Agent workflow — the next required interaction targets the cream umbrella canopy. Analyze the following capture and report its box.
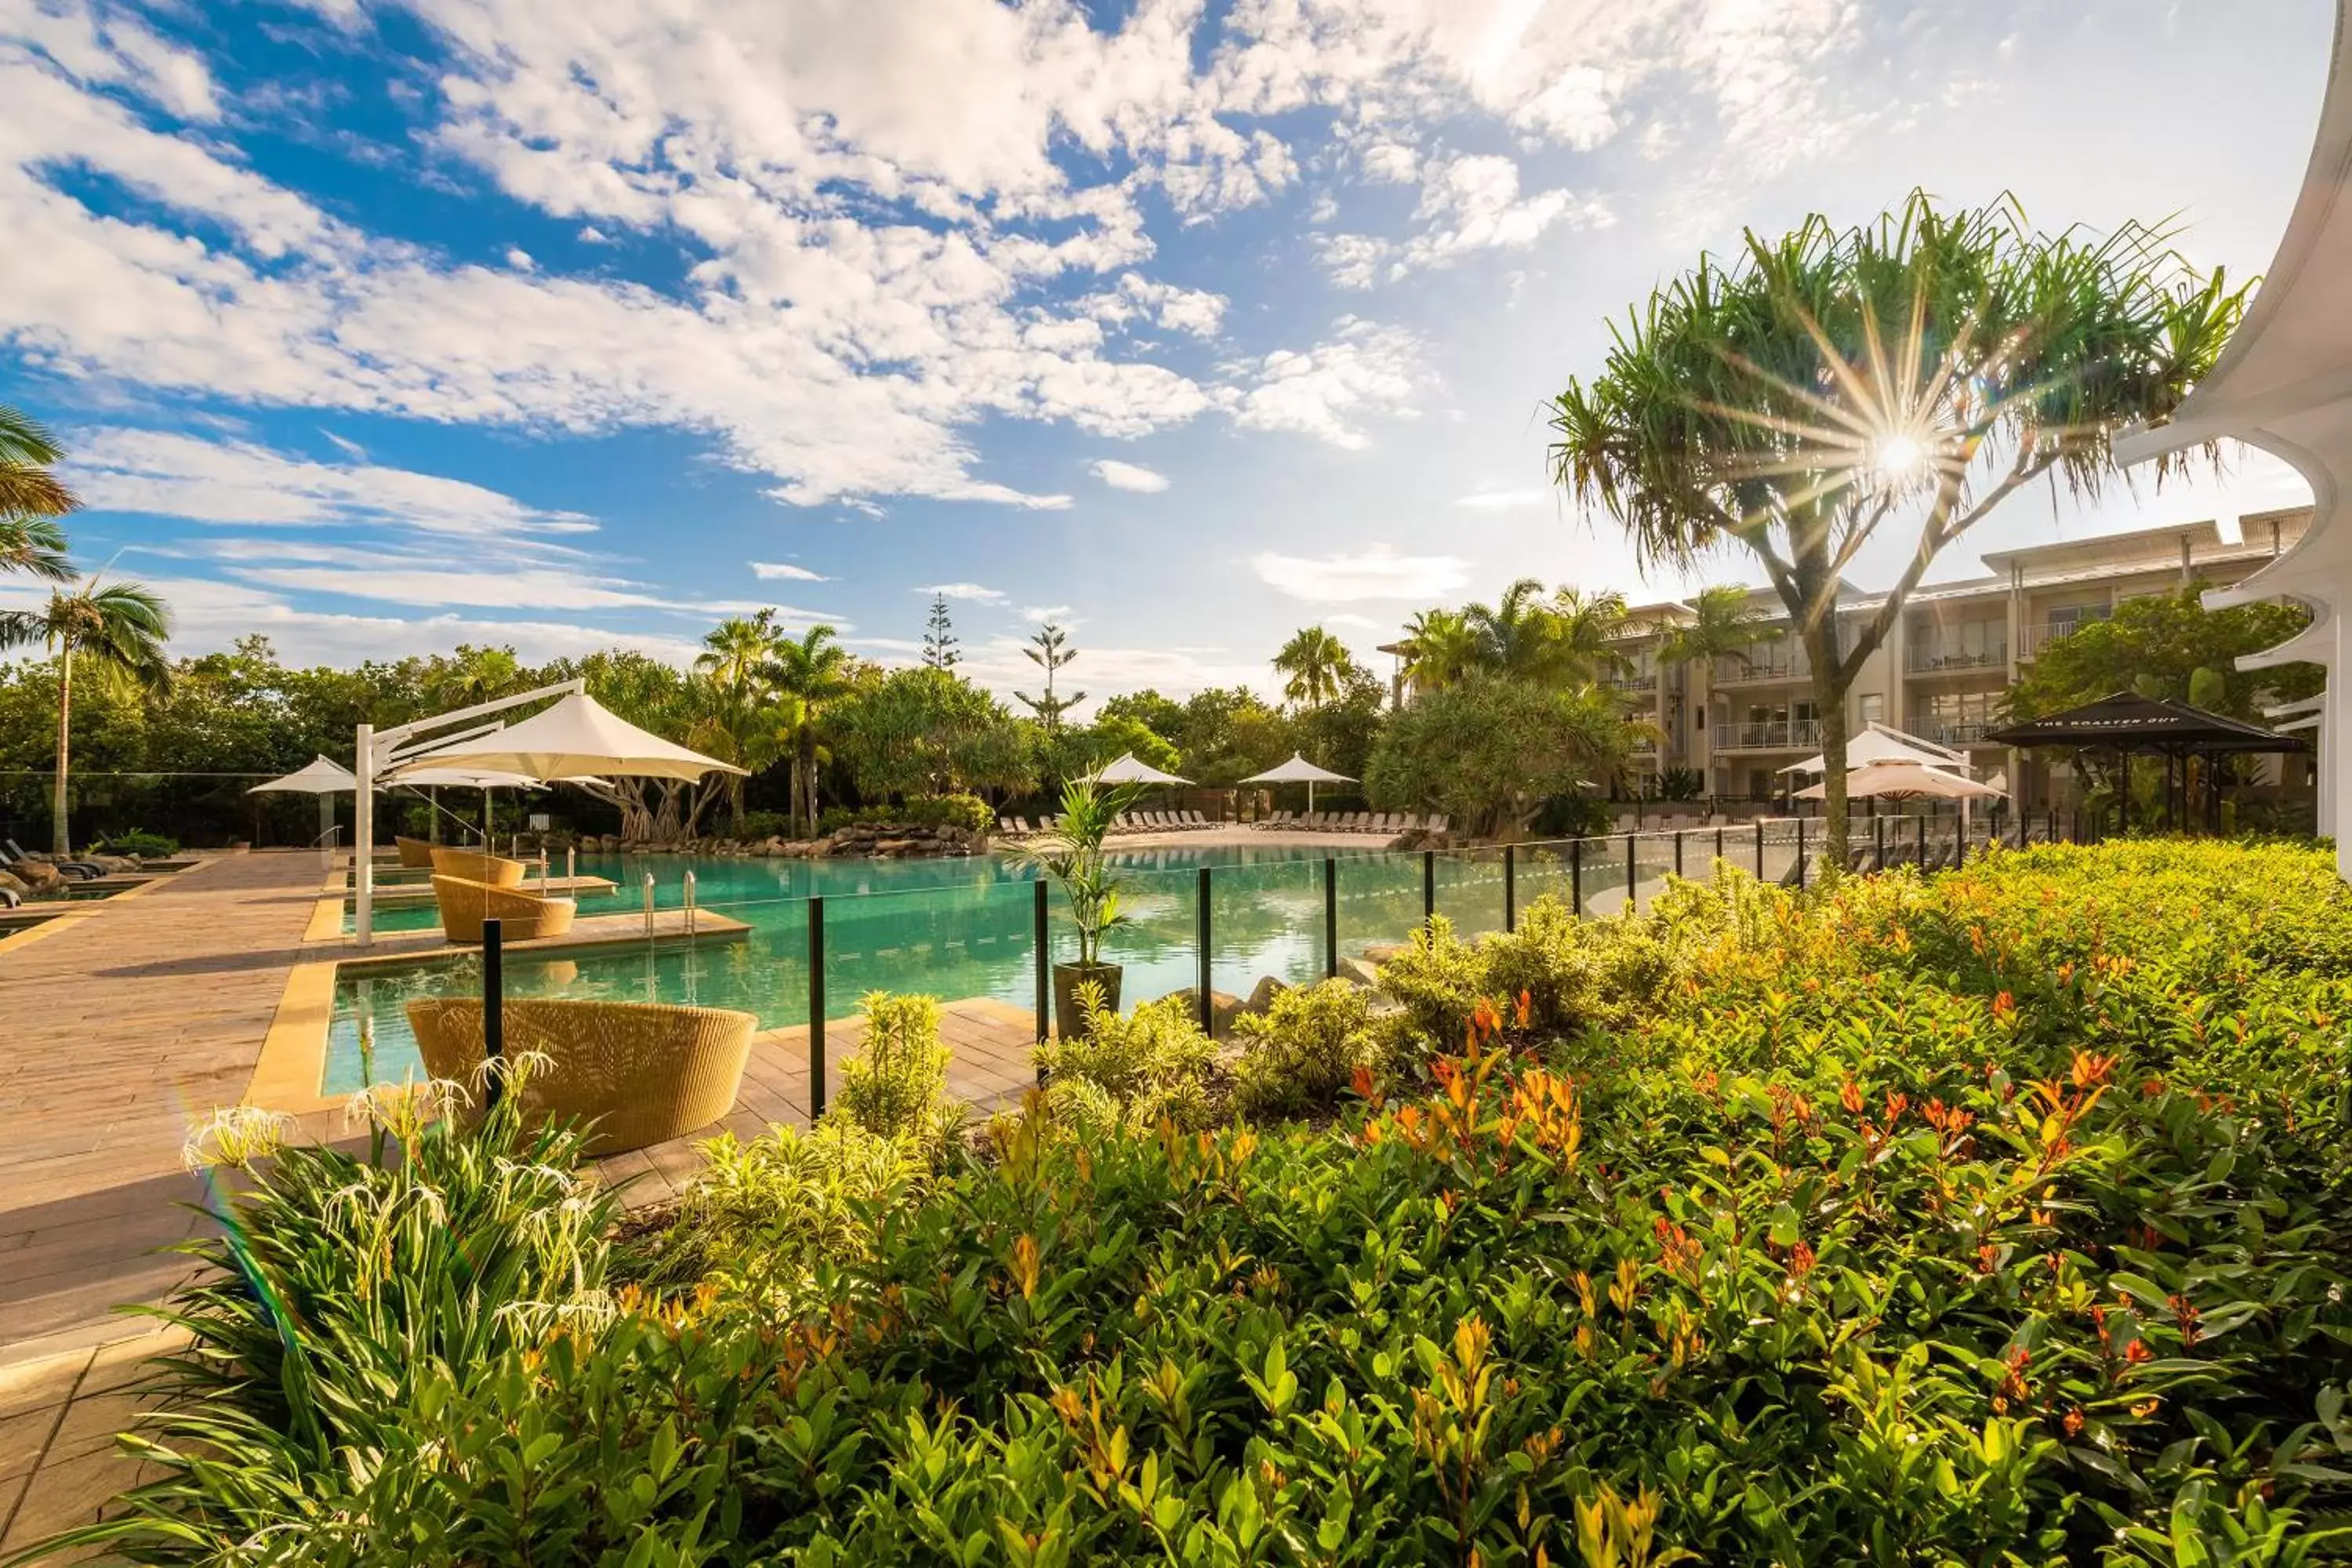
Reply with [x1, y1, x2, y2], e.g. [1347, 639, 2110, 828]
[1792, 761, 2005, 801]
[1087, 752, 1193, 786]
[247, 755, 366, 845]
[1240, 753, 1354, 813]
[401, 692, 746, 782]
[1779, 724, 1965, 776]
[379, 764, 546, 847]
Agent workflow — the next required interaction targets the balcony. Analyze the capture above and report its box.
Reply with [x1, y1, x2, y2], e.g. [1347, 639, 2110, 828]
[1919, 720, 1994, 747]
[2019, 618, 2104, 659]
[1606, 670, 1660, 695]
[1712, 719, 1822, 752]
[1904, 641, 2005, 674]
[1710, 648, 1810, 684]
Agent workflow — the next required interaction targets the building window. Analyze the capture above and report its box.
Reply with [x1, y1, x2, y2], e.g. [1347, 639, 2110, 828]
[1859, 693, 1883, 724]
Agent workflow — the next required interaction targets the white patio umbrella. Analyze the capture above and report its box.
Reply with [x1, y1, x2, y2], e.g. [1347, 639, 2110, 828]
[401, 691, 746, 782]
[1792, 760, 2005, 801]
[1779, 723, 1965, 775]
[1087, 752, 1193, 786]
[379, 764, 548, 847]
[1240, 753, 1355, 813]
[247, 755, 367, 845]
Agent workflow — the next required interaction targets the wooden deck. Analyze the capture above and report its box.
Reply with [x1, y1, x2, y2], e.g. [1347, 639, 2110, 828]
[0, 848, 1044, 1552]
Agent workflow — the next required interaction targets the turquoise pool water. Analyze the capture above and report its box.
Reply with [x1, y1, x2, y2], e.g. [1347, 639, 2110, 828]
[322, 838, 1676, 1094]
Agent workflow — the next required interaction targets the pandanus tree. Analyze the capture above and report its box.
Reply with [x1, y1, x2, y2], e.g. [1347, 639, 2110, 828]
[1552, 192, 2246, 873]
[0, 575, 172, 853]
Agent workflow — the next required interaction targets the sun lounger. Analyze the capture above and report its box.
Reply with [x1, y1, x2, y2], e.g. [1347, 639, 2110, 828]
[1013, 817, 1033, 835]
[407, 996, 755, 1156]
[1184, 811, 1208, 829]
[4, 840, 103, 879]
[429, 846, 528, 887]
[1426, 815, 1449, 835]
[430, 874, 577, 943]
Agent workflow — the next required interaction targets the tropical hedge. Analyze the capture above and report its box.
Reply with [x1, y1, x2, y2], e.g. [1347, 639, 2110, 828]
[34, 839, 2352, 1566]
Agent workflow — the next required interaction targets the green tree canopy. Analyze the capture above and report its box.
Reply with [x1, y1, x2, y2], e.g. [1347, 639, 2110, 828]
[2007, 586, 2321, 724]
[1363, 673, 1637, 839]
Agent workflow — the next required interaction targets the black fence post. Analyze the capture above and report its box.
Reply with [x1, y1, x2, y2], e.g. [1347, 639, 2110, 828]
[1571, 838, 1583, 915]
[1875, 814, 1886, 872]
[1795, 817, 1807, 888]
[1624, 833, 1638, 913]
[481, 917, 504, 1112]
[1918, 813, 1928, 868]
[1754, 820, 1766, 879]
[1503, 844, 1517, 933]
[1674, 829, 1684, 880]
[808, 896, 826, 1119]
[1324, 857, 1338, 978]
[1422, 849, 1436, 928]
[1196, 867, 1214, 1033]
[1956, 816, 1968, 869]
[1033, 880, 1050, 1048]
[1715, 826, 1726, 867]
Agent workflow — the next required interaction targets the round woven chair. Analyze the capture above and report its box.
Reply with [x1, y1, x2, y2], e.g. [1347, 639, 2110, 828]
[428, 846, 528, 887]
[429, 875, 576, 943]
[394, 836, 437, 869]
[405, 996, 756, 1155]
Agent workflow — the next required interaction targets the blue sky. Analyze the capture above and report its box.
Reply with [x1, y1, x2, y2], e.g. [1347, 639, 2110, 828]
[0, 0, 2334, 706]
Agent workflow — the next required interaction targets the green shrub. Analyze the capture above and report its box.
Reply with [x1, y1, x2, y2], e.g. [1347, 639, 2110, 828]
[1231, 978, 1381, 1115]
[1367, 913, 1487, 1058]
[836, 990, 960, 1155]
[731, 808, 792, 840]
[91, 828, 177, 858]
[1033, 983, 1218, 1133]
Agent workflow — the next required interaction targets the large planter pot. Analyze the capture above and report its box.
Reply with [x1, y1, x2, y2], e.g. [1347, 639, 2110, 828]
[1052, 960, 1122, 1040]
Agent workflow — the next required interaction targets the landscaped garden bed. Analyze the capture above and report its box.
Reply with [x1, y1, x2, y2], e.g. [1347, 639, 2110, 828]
[46, 839, 2352, 1564]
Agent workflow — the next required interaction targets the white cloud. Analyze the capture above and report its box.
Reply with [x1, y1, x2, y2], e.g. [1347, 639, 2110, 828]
[1091, 458, 1171, 493]
[1222, 318, 1428, 451]
[1454, 485, 1553, 511]
[1252, 544, 1470, 603]
[1320, 612, 1380, 628]
[1325, 154, 1609, 288]
[1022, 604, 1073, 623]
[67, 428, 597, 537]
[504, 246, 535, 270]
[919, 582, 1007, 603]
[750, 561, 829, 581]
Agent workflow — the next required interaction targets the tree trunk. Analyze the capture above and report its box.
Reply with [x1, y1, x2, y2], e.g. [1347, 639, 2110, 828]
[50, 648, 72, 855]
[1809, 637, 1849, 884]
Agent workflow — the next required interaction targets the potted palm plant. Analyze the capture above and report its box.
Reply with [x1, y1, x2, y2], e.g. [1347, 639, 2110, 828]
[1027, 777, 1138, 1039]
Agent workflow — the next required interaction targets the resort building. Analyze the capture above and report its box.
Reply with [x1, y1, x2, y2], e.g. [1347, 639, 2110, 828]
[1607, 508, 2316, 806]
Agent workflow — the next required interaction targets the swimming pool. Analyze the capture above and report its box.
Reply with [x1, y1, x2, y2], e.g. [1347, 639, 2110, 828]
[315, 824, 1826, 1094]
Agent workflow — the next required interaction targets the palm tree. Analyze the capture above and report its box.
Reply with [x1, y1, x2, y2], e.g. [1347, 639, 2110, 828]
[0, 405, 78, 583]
[1397, 608, 1481, 694]
[1660, 585, 1781, 675]
[1548, 586, 1631, 684]
[0, 575, 172, 853]
[1272, 626, 1359, 708]
[766, 625, 855, 834]
[695, 611, 785, 831]
[1465, 578, 1559, 681]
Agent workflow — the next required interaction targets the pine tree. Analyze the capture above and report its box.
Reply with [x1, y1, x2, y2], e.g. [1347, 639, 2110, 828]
[1015, 621, 1085, 731]
[921, 593, 960, 670]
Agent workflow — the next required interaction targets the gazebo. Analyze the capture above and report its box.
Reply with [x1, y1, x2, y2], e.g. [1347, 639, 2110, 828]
[1983, 692, 2307, 833]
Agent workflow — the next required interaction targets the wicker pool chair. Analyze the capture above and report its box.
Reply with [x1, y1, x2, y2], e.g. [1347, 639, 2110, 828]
[430, 875, 578, 943]
[395, 835, 438, 869]
[405, 996, 756, 1155]
[429, 846, 528, 887]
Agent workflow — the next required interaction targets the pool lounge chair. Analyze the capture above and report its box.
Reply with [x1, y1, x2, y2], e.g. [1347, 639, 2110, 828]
[2, 840, 102, 880]
[394, 835, 440, 869]
[429, 846, 529, 887]
[1427, 815, 1449, 836]
[406, 996, 756, 1156]
[430, 875, 578, 944]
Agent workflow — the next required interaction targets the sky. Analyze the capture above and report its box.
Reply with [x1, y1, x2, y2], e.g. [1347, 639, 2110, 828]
[0, 0, 2336, 711]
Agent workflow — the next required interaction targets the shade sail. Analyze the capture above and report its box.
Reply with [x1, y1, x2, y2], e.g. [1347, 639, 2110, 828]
[248, 756, 361, 794]
[1240, 753, 1356, 785]
[1981, 692, 2309, 755]
[1794, 761, 2005, 801]
[1088, 751, 1193, 786]
[405, 692, 746, 782]
[1779, 724, 1965, 775]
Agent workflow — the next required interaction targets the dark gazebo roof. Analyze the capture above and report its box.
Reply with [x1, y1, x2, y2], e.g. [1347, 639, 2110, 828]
[1983, 691, 2308, 755]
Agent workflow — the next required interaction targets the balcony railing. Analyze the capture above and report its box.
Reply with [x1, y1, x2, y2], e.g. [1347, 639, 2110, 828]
[1711, 648, 1810, 684]
[1606, 670, 1659, 694]
[2019, 619, 2103, 659]
[1905, 642, 2005, 673]
[1712, 720, 1822, 752]
[1920, 720, 1994, 747]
